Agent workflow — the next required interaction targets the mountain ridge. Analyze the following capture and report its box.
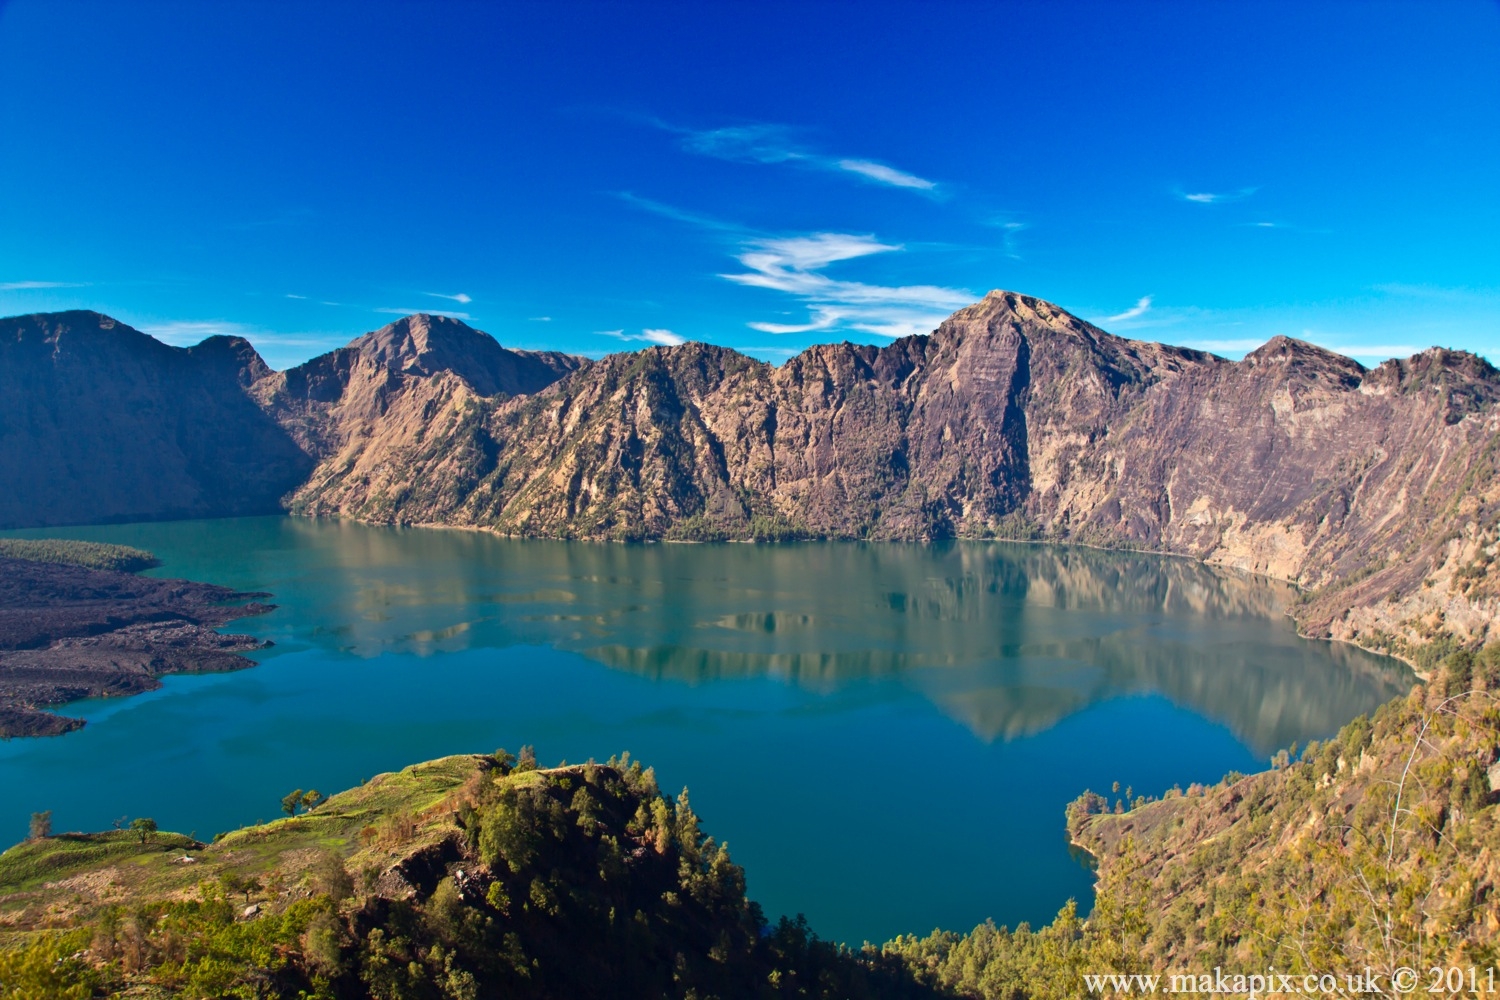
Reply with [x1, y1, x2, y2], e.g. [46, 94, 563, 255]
[2, 293, 1496, 661]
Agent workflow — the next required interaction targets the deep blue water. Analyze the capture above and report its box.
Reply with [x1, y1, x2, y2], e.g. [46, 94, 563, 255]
[0, 517, 1411, 944]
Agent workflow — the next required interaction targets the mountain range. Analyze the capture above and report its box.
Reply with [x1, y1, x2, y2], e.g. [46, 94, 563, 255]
[3, 293, 1496, 661]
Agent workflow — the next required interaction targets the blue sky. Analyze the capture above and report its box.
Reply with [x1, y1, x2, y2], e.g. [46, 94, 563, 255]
[1, 1, 1496, 370]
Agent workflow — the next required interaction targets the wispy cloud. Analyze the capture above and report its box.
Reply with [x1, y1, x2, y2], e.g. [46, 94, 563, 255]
[725, 232, 974, 339]
[616, 194, 973, 341]
[735, 346, 801, 358]
[680, 123, 801, 164]
[1294, 331, 1420, 362]
[132, 317, 349, 371]
[616, 192, 744, 232]
[1236, 220, 1329, 233]
[529, 316, 553, 322]
[284, 293, 344, 305]
[1, 280, 88, 290]
[1105, 296, 1153, 324]
[834, 159, 936, 191]
[374, 308, 472, 320]
[985, 219, 1028, 259]
[598, 328, 687, 347]
[425, 292, 472, 304]
[658, 119, 939, 194]
[1179, 187, 1257, 204]
[641, 328, 684, 346]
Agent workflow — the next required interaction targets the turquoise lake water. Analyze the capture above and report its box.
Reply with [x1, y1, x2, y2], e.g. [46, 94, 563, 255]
[0, 517, 1411, 944]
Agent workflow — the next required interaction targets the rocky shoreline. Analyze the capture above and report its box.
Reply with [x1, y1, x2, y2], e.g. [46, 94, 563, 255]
[0, 557, 274, 738]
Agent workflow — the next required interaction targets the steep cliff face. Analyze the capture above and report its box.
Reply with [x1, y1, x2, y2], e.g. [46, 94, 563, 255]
[1026, 331, 1500, 652]
[253, 313, 585, 460]
[0, 311, 313, 528]
[276, 292, 1499, 654]
[291, 295, 1215, 540]
[3, 296, 1496, 657]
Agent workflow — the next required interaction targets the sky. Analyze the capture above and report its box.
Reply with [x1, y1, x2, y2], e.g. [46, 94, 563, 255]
[0, 0, 1497, 370]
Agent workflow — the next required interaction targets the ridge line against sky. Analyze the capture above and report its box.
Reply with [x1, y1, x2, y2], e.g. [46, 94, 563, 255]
[0, 1, 1495, 371]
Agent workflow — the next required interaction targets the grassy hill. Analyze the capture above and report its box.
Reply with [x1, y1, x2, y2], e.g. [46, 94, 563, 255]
[0, 751, 930, 999]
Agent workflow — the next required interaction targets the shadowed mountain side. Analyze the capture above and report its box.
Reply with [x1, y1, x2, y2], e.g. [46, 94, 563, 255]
[0, 312, 314, 528]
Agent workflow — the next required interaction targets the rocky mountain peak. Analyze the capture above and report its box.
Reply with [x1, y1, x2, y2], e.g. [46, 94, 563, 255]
[5, 293, 1499, 661]
[1243, 335, 1359, 366]
[1240, 336, 1366, 390]
[185, 334, 273, 388]
[307, 313, 585, 400]
[4, 310, 160, 357]
[352, 312, 484, 368]
[1361, 345, 1500, 420]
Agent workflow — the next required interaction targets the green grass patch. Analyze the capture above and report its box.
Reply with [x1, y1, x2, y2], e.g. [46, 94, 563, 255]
[0, 831, 194, 893]
[0, 754, 487, 931]
[0, 538, 158, 572]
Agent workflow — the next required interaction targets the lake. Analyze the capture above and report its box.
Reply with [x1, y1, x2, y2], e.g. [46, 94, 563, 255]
[0, 516, 1411, 944]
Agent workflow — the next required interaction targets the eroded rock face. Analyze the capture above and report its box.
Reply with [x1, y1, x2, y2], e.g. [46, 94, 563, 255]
[3, 295, 1497, 657]
[279, 293, 1499, 654]
[0, 312, 315, 528]
[252, 313, 585, 462]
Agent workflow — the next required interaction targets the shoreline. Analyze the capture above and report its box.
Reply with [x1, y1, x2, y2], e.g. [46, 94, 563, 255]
[0, 557, 275, 738]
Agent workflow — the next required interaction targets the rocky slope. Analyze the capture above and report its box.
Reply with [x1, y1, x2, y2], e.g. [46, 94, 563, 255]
[0, 311, 314, 528]
[1063, 645, 1500, 977]
[2, 294, 1496, 659]
[252, 312, 584, 466]
[279, 294, 1500, 658]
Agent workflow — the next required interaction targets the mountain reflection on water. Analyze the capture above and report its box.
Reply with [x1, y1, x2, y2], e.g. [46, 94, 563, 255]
[236, 519, 1410, 757]
[0, 516, 1416, 943]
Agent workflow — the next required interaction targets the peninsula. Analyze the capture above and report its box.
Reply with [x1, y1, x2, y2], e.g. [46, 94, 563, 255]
[0, 541, 273, 737]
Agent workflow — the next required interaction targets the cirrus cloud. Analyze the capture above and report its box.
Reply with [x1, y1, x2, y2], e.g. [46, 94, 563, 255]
[1, 280, 89, 290]
[657, 119, 940, 195]
[598, 328, 687, 347]
[724, 232, 975, 340]
[1178, 187, 1258, 204]
[1104, 296, 1153, 324]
